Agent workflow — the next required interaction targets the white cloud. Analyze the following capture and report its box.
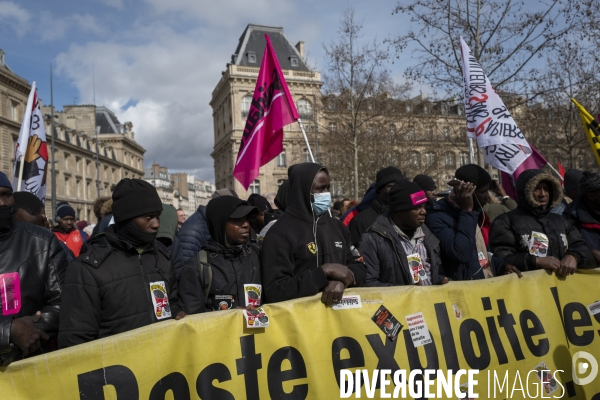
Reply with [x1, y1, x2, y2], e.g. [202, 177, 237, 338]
[38, 12, 105, 41]
[0, 1, 31, 36]
[93, 0, 124, 10]
[71, 14, 106, 36]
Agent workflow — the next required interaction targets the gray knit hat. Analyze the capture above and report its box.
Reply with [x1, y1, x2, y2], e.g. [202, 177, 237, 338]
[579, 171, 600, 195]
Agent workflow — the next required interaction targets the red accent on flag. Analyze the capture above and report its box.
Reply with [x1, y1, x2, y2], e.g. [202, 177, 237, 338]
[501, 146, 548, 200]
[233, 34, 299, 190]
[557, 162, 566, 186]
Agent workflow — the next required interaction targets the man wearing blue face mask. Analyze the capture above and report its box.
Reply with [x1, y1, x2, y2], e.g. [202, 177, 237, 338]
[261, 163, 366, 305]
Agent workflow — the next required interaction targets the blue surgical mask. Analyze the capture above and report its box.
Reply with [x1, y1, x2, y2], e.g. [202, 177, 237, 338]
[311, 192, 331, 216]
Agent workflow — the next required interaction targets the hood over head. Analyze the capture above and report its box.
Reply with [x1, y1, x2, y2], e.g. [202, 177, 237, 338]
[274, 179, 290, 211]
[157, 204, 178, 242]
[515, 169, 562, 215]
[286, 162, 328, 221]
[206, 196, 257, 247]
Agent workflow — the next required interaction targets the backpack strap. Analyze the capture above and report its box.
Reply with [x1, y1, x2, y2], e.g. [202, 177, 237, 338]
[196, 250, 212, 302]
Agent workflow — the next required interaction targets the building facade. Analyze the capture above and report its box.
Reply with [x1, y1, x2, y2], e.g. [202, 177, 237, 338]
[145, 164, 215, 214]
[211, 24, 323, 196]
[0, 49, 146, 222]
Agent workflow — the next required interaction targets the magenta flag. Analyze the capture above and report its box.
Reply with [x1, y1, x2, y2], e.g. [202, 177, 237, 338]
[233, 34, 299, 190]
[501, 146, 548, 199]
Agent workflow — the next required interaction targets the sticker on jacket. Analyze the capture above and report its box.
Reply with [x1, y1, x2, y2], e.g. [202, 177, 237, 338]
[529, 231, 549, 257]
[332, 295, 362, 310]
[213, 294, 235, 311]
[407, 253, 423, 283]
[244, 306, 269, 328]
[371, 305, 402, 341]
[0, 272, 21, 316]
[244, 284, 262, 307]
[307, 242, 317, 254]
[149, 281, 171, 319]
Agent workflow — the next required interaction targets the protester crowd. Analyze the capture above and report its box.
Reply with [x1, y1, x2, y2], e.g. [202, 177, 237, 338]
[0, 161, 598, 365]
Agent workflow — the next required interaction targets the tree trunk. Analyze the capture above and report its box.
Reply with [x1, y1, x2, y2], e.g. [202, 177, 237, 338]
[353, 134, 359, 200]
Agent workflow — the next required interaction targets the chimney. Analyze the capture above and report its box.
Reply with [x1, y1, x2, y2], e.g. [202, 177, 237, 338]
[0, 49, 5, 67]
[295, 41, 304, 58]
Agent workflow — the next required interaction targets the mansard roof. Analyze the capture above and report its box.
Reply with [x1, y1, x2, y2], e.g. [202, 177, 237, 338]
[232, 24, 309, 72]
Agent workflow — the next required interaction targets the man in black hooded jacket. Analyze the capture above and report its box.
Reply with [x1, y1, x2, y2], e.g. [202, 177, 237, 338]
[59, 179, 184, 348]
[490, 169, 595, 275]
[261, 163, 366, 305]
[178, 196, 261, 313]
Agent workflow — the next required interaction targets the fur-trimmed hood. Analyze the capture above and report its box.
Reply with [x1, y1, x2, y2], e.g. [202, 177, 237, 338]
[515, 169, 562, 215]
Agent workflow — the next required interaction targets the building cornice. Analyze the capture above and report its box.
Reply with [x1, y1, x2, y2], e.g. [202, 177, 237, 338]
[0, 70, 30, 95]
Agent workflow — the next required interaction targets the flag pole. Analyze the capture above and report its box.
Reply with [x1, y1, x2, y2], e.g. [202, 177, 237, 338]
[297, 118, 315, 162]
[16, 155, 25, 191]
[546, 163, 564, 181]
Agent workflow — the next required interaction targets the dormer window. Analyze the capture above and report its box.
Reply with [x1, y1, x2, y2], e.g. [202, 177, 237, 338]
[247, 51, 256, 63]
[290, 56, 299, 67]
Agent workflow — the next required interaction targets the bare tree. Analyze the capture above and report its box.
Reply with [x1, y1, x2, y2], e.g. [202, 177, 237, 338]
[321, 8, 412, 198]
[391, 0, 596, 100]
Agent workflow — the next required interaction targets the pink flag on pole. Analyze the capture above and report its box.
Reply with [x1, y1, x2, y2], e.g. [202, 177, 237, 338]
[501, 145, 548, 199]
[233, 34, 299, 190]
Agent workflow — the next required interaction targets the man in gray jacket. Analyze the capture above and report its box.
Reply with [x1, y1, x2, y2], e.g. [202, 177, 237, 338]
[359, 180, 449, 286]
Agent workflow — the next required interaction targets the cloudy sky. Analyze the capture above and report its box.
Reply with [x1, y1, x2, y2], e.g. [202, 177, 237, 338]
[0, 0, 414, 181]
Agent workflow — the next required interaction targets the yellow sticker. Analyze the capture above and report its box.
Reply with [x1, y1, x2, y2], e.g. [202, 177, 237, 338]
[307, 242, 317, 254]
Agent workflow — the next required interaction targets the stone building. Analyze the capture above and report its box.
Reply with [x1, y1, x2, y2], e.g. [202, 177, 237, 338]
[211, 24, 323, 196]
[0, 50, 145, 221]
[145, 164, 215, 214]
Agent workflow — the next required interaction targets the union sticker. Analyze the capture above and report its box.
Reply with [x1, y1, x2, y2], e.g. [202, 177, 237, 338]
[149, 281, 172, 320]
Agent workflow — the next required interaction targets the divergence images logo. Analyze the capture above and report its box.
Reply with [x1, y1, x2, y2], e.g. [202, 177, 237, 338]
[572, 351, 598, 386]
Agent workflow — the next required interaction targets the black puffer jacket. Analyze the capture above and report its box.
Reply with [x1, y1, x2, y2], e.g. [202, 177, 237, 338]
[261, 163, 366, 303]
[0, 221, 68, 365]
[349, 198, 387, 246]
[58, 226, 182, 348]
[489, 170, 594, 271]
[178, 240, 261, 313]
[359, 213, 446, 286]
[176, 205, 211, 263]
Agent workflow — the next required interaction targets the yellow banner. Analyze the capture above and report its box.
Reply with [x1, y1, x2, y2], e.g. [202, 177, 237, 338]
[1, 269, 600, 399]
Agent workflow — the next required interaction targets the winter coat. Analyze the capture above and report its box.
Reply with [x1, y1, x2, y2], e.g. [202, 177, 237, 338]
[0, 222, 68, 365]
[58, 226, 182, 348]
[564, 197, 600, 261]
[489, 170, 595, 271]
[261, 163, 367, 303]
[426, 197, 507, 280]
[178, 240, 261, 314]
[359, 213, 446, 286]
[176, 205, 211, 263]
[157, 204, 185, 279]
[349, 198, 387, 246]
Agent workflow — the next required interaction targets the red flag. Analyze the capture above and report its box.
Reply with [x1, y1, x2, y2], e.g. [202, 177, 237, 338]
[233, 34, 299, 190]
[557, 162, 566, 186]
[501, 146, 548, 199]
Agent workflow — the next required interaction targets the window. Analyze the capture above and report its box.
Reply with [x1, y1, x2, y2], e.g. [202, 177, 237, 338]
[241, 96, 252, 118]
[409, 152, 420, 168]
[443, 127, 450, 138]
[424, 152, 436, 168]
[64, 177, 70, 196]
[328, 122, 337, 133]
[577, 155, 586, 169]
[249, 179, 260, 195]
[405, 104, 412, 113]
[297, 99, 312, 119]
[303, 148, 311, 163]
[444, 152, 456, 168]
[11, 101, 18, 121]
[459, 152, 470, 166]
[290, 56, 299, 67]
[247, 51, 256, 63]
[425, 126, 433, 139]
[441, 104, 448, 115]
[389, 125, 397, 135]
[277, 150, 286, 167]
[406, 127, 414, 140]
[422, 105, 429, 114]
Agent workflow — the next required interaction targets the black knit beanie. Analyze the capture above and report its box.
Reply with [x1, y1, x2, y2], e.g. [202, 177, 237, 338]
[580, 171, 600, 195]
[56, 201, 75, 218]
[413, 174, 436, 191]
[389, 180, 428, 213]
[455, 164, 491, 188]
[376, 166, 404, 192]
[112, 178, 163, 223]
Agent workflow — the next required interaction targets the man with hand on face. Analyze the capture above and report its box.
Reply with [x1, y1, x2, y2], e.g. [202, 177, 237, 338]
[349, 166, 404, 246]
[426, 164, 520, 280]
[359, 180, 448, 286]
[52, 202, 83, 257]
[179, 196, 260, 313]
[490, 169, 595, 276]
[0, 171, 67, 366]
[58, 179, 184, 348]
[261, 163, 366, 305]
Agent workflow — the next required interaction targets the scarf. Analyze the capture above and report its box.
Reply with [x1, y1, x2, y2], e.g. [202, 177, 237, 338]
[115, 220, 157, 249]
